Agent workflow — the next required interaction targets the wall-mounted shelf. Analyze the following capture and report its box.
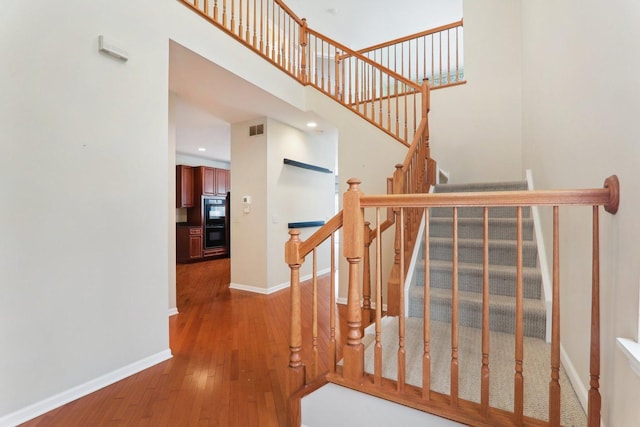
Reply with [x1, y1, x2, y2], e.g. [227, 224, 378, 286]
[288, 221, 326, 229]
[283, 158, 333, 174]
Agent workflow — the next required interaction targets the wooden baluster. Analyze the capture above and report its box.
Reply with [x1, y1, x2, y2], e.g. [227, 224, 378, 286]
[204, 0, 209, 16]
[362, 221, 373, 324]
[342, 178, 364, 384]
[549, 206, 561, 426]
[588, 206, 601, 427]
[329, 233, 337, 372]
[395, 80, 399, 135]
[439, 32, 443, 85]
[431, 36, 435, 85]
[245, 0, 250, 42]
[312, 248, 318, 379]
[259, 0, 263, 53]
[252, 0, 257, 47]
[422, 207, 431, 400]
[277, 5, 281, 65]
[355, 60, 360, 110]
[379, 60, 383, 126]
[451, 207, 459, 406]
[222, 0, 227, 27]
[195, 0, 199, 9]
[398, 208, 406, 392]
[299, 18, 308, 83]
[386, 164, 404, 316]
[456, 26, 460, 81]
[514, 206, 524, 424]
[213, 0, 219, 21]
[447, 29, 451, 83]
[404, 83, 408, 141]
[238, 0, 243, 38]
[230, 0, 235, 32]
[334, 51, 340, 99]
[481, 207, 490, 417]
[375, 208, 383, 385]
[285, 229, 305, 400]
[270, 1, 275, 60]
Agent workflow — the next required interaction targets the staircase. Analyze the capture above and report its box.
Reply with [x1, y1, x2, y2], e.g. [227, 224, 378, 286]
[408, 180, 547, 340]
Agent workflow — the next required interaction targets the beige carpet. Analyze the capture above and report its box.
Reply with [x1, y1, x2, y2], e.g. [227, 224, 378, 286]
[362, 317, 587, 427]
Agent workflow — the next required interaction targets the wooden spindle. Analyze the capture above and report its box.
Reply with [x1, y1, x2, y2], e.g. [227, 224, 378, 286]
[588, 206, 601, 427]
[481, 207, 490, 416]
[398, 208, 407, 392]
[363, 221, 373, 324]
[451, 206, 459, 406]
[204, 0, 209, 16]
[259, 0, 263, 53]
[230, 0, 235, 32]
[222, 0, 227, 27]
[422, 207, 431, 400]
[342, 178, 364, 384]
[375, 208, 383, 385]
[213, 0, 219, 21]
[252, 0, 257, 47]
[285, 229, 305, 395]
[245, 0, 250, 42]
[514, 206, 524, 424]
[238, 0, 243, 37]
[299, 18, 307, 83]
[329, 233, 336, 372]
[312, 248, 318, 379]
[549, 206, 561, 426]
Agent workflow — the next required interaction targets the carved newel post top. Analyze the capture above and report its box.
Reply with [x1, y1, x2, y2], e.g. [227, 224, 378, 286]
[395, 163, 403, 170]
[346, 178, 361, 191]
[288, 229, 301, 239]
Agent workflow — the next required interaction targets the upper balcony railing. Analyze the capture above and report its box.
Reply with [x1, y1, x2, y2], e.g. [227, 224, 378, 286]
[346, 20, 466, 90]
[179, 0, 442, 146]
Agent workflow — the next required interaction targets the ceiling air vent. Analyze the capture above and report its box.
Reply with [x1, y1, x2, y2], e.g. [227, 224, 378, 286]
[249, 124, 264, 136]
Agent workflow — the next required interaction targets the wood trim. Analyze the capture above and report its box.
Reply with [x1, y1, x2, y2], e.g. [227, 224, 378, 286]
[299, 211, 343, 257]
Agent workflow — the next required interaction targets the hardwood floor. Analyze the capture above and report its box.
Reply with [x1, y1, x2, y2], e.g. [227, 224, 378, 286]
[23, 258, 341, 426]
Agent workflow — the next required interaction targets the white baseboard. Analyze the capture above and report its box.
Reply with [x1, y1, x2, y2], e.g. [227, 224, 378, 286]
[230, 268, 331, 295]
[168, 307, 179, 317]
[560, 344, 588, 413]
[0, 349, 172, 427]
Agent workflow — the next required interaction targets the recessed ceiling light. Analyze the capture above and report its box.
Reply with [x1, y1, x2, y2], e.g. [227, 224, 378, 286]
[198, 147, 206, 152]
[306, 122, 317, 128]
[327, 8, 338, 15]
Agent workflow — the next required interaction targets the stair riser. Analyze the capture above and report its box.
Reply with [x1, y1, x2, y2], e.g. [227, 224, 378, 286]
[429, 220, 534, 241]
[430, 206, 531, 219]
[413, 267, 542, 299]
[408, 296, 546, 340]
[429, 242, 538, 268]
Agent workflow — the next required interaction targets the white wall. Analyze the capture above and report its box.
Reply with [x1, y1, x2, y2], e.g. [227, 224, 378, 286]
[430, 0, 523, 184]
[230, 118, 336, 292]
[0, 0, 172, 420]
[521, 1, 640, 425]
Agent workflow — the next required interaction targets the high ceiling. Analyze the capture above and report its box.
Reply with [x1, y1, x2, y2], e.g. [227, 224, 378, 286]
[170, 0, 462, 162]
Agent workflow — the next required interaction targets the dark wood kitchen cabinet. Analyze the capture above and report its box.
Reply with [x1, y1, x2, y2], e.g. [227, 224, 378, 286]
[176, 165, 194, 208]
[176, 225, 202, 262]
[195, 166, 230, 197]
[215, 168, 230, 196]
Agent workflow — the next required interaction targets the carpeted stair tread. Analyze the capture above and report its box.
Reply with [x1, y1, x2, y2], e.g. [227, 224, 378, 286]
[408, 287, 547, 339]
[434, 180, 528, 193]
[413, 259, 542, 299]
[429, 237, 538, 268]
[429, 216, 534, 241]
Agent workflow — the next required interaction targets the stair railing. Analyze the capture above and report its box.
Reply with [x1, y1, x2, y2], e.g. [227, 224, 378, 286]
[287, 175, 619, 427]
[179, 0, 426, 145]
[340, 20, 466, 90]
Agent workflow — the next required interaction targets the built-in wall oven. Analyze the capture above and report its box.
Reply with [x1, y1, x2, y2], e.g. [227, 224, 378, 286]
[203, 197, 226, 249]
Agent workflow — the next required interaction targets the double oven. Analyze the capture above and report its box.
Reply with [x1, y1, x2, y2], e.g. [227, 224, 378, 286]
[203, 196, 228, 250]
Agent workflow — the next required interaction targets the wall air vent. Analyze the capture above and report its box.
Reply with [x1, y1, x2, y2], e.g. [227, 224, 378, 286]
[249, 124, 264, 136]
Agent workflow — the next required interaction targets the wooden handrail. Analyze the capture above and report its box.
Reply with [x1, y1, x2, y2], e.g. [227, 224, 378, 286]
[298, 211, 343, 257]
[352, 19, 464, 57]
[360, 179, 620, 212]
[273, 0, 303, 25]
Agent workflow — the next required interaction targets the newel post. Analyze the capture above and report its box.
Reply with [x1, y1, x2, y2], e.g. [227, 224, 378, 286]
[342, 178, 365, 383]
[285, 230, 305, 398]
[299, 18, 308, 83]
[386, 165, 405, 316]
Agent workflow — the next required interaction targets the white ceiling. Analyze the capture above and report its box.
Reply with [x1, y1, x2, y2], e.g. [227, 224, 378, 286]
[170, 0, 463, 162]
